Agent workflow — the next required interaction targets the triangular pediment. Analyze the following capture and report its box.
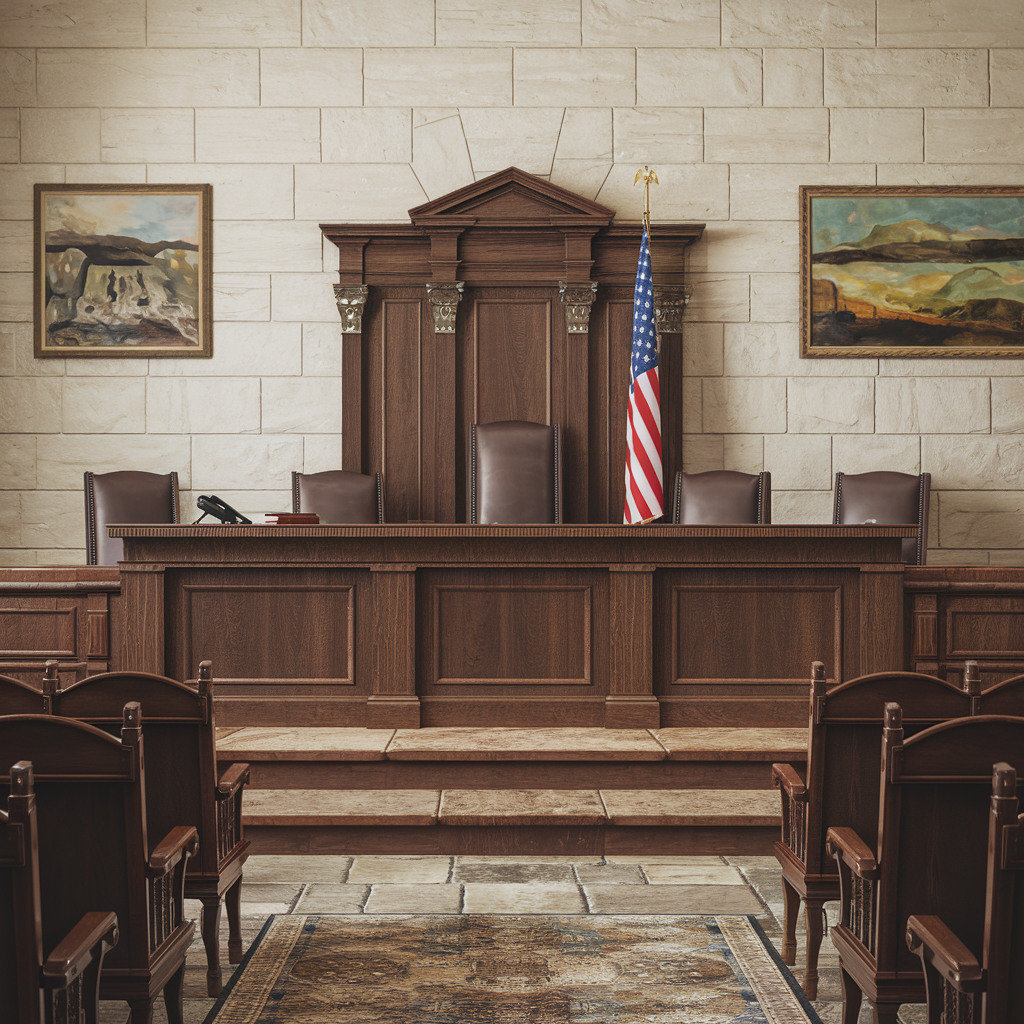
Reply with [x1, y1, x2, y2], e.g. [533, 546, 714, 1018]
[408, 167, 614, 227]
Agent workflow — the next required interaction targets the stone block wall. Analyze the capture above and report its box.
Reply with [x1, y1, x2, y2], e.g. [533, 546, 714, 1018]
[1, 0, 1023, 563]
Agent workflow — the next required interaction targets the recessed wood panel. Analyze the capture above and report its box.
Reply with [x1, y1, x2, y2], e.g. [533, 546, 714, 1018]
[947, 598, 1024, 657]
[597, 297, 634, 524]
[382, 298, 424, 522]
[665, 584, 842, 686]
[0, 604, 77, 658]
[181, 585, 355, 684]
[472, 298, 551, 425]
[432, 585, 591, 685]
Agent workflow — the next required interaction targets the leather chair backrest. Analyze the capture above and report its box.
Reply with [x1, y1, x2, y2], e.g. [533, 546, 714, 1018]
[672, 470, 771, 524]
[292, 471, 383, 524]
[833, 471, 930, 565]
[84, 471, 179, 566]
[471, 421, 562, 524]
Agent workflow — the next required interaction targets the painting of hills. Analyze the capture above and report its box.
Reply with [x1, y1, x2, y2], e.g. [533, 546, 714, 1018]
[802, 189, 1024, 357]
[34, 184, 211, 359]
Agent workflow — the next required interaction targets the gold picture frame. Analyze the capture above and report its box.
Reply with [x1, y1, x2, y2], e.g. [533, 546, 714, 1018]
[801, 185, 1024, 358]
[34, 182, 212, 358]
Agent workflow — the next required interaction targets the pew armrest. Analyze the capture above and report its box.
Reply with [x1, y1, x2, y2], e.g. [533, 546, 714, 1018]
[907, 915, 985, 996]
[217, 761, 250, 798]
[826, 827, 879, 879]
[147, 825, 199, 878]
[771, 763, 807, 800]
[41, 911, 118, 986]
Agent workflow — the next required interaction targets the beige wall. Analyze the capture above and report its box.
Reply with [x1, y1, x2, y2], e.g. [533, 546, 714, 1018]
[1, 0, 1023, 563]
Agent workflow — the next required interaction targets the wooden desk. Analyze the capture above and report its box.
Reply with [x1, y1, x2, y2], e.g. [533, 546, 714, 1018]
[109, 524, 916, 730]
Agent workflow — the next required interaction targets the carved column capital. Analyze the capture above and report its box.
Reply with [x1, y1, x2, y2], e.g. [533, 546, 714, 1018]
[653, 285, 689, 334]
[334, 285, 369, 333]
[559, 281, 598, 334]
[426, 281, 464, 334]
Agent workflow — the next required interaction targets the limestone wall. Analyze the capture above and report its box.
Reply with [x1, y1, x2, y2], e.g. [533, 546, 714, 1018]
[1, 0, 1023, 563]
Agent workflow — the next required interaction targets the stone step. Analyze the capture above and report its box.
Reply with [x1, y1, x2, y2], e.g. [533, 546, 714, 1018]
[243, 787, 779, 830]
[219, 726, 808, 791]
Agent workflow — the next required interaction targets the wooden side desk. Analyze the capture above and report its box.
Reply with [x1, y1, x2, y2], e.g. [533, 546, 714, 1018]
[108, 524, 916, 729]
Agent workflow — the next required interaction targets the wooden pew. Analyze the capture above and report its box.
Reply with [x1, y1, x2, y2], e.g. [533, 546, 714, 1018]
[0, 672, 46, 714]
[44, 659, 250, 997]
[1, 759, 118, 1024]
[907, 761, 1024, 1024]
[771, 660, 979, 998]
[0, 705, 198, 1024]
[827, 707, 1024, 1024]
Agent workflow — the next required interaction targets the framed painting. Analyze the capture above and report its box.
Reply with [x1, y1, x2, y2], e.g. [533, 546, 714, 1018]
[801, 185, 1024, 357]
[34, 183, 212, 358]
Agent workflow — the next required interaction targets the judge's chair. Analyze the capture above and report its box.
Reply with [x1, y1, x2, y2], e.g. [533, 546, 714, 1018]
[84, 470, 180, 565]
[833, 471, 931, 564]
[470, 420, 562, 524]
[671, 470, 771, 524]
[291, 470, 384, 523]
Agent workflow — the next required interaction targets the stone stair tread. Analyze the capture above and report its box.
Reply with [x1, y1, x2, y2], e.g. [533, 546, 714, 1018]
[244, 788, 439, 826]
[217, 726, 807, 762]
[601, 789, 780, 827]
[438, 789, 607, 826]
[386, 727, 666, 761]
[654, 728, 807, 761]
[242, 787, 780, 829]
[217, 727, 396, 761]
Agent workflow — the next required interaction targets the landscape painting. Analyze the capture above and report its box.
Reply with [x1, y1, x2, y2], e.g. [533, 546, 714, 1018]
[801, 186, 1024, 358]
[34, 183, 212, 358]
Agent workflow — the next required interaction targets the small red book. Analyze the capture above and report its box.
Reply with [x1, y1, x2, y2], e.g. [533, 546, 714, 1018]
[263, 513, 320, 525]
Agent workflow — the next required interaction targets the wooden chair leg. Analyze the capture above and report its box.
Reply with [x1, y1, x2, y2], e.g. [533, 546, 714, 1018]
[872, 1003, 901, 1024]
[780, 877, 800, 965]
[840, 966, 863, 1024]
[127, 998, 155, 1024]
[164, 961, 186, 1024]
[225, 875, 244, 964]
[803, 897, 826, 1001]
[200, 894, 224, 997]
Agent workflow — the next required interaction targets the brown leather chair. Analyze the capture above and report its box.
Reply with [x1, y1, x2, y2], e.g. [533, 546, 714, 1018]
[671, 470, 771, 524]
[84, 470, 180, 565]
[470, 421, 562, 524]
[833, 471, 930, 565]
[291, 470, 384, 523]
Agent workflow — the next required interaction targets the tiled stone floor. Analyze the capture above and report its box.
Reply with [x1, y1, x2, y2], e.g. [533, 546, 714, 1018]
[98, 854, 925, 1024]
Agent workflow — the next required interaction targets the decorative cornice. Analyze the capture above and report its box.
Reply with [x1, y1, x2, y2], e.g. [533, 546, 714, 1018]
[334, 285, 369, 333]
[426, 281, 464, 333]
[653, 285, 689, 334]
[559, 281, 598, 333]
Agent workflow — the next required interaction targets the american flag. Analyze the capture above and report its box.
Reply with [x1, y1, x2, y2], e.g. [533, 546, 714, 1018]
[623, 225, 663, 524]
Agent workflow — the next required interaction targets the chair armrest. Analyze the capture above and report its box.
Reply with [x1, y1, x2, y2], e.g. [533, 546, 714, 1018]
[772, 763, 807, 800]
[217, 761, 250, 797]
[906, 915, 985, 991]
[146, 825, 199, 878]
[41, 911, 118, 986]
[826, 826, 879, 879]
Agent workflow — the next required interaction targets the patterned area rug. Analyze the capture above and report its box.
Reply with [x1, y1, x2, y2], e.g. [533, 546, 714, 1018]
[207, 914, 821, 1024]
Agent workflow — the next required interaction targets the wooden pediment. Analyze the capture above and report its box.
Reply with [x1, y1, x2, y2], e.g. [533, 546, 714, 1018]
[408, 167, 614, 228]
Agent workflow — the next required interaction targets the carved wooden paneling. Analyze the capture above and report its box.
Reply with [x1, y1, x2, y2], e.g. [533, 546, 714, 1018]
[946, 597, 1024, 658]
[471, 296, 552, 425]
[419, 569, 605, 693]
[664, 582, 843, 686]
[0, 602, 77, 658]
[176, 583, 357, 685]
[433, 584, 591, 685]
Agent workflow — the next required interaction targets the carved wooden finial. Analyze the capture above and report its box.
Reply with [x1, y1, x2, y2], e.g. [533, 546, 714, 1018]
[963, 660, 980, 695]
[811, 661, 826, 683]
[994, 762, 1016, 798]
[883, 702, 903, 730]
[10, 760, 33, 795]
[42, 660, 60, 697]
[123, 701, 141, 730]
[198, 661, 213, 685]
